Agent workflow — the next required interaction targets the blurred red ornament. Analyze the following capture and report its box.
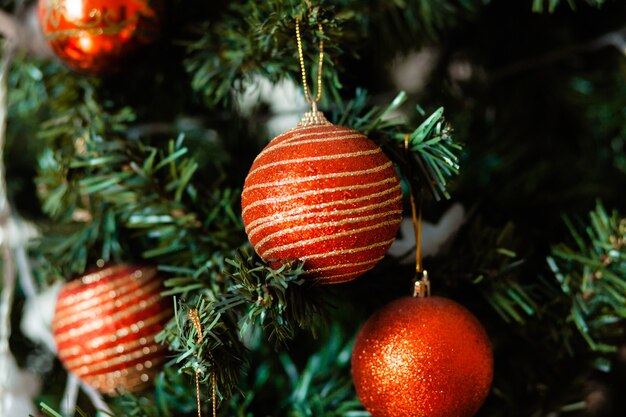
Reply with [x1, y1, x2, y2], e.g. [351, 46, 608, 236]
[352, 296, 493, 417]
[52, 264, 173, 395]
[241, 111, 403, 284]
[37, 0, 161, 73]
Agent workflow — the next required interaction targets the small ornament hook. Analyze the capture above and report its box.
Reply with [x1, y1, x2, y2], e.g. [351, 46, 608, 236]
[413, 270, 431, 298]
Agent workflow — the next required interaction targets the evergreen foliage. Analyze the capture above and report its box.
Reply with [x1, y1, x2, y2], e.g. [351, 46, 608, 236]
[1, 0, 625, 416]
[549, 203, 626, 355]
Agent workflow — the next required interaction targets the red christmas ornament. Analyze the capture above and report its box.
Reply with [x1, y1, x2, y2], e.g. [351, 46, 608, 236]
[37, 0, 161, 73]
[352, 296, 493, 417]
[52, 264, 173, 394]
[241, 111, 403, 284]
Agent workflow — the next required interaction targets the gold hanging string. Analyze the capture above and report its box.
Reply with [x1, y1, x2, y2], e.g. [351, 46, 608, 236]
[188, 309, 203, 417]
[404, 134, 431, 298]
[404, 134, 423, 275]
[295, 16, 324, 108]
[411, 180, 423, 274]
[188, 309, 218, 417]
[210, 352, 217, 417]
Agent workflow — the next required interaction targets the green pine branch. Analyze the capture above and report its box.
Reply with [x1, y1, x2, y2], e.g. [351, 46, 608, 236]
[184, 0, 487, 108]
[221, 250, 327, 344]
[157, 249, 328, 398]
[333, 89, 462, 200]
[431, 215, 549, 325]
[184, 1, 346, 107]
[29, 65, 465, 417]
[273, 326, 364, 417]
[34, 81, 245, 278]
[548, 202, 626, 355]
[155, 324, 363, 417]
[108, 368, 198, 417]
[41, 325, 361, 417]
[157, 296, 247, 398]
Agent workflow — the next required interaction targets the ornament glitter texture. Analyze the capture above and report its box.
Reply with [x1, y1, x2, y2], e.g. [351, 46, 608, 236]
[38, 0, 160, 73]
[241, 112, 403, 284]
[351, 296, 493, 417]
[52, 264, 173, 395]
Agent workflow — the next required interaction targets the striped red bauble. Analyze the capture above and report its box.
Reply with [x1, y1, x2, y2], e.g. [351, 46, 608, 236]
[241, 111, 403, 284]
[52, 264, 173, 394]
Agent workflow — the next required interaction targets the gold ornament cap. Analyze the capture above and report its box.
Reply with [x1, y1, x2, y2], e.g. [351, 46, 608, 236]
[298, 102, 331, 126]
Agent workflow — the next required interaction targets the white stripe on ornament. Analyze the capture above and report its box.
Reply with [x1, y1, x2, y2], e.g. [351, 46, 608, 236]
[254, 209, 403, 252]
[56, 267, 155, 310]
[242, 174, 397, 217]
[84, 310, 172, 350]
[256, 131, 367, 159]
[54, 278, 162, 328]
[241, 161, 394, 195]
[247, 148, 382, 178]
[246, 194, 402, 239]
[305, 255, 386, 274]
[300, 237, 397, 261]
[312, 267, 374, 282]
[54, 294, 165, 344]
[72, 344, 161, 377]
[260, 219, 401, 258]
[244, 184, 401, 231]
[62, 331, 159, 368]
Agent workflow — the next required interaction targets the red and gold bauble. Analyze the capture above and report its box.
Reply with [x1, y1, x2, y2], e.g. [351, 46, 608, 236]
[241, 111, 403, 284]
[52, 264, 173, 394]
[37, 0, 161, 73]
[352, 296, 493, 417]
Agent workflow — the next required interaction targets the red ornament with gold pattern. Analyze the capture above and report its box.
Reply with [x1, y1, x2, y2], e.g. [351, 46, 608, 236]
[241, 108, 403, 284]
[52, 264, 173, 395]
[37, 0, 161, 73]
[351, 274, 494, 417]
[241, 19, 402, 284]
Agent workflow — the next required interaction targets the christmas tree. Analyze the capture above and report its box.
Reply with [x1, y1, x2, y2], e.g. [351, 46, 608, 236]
[0, 0, 625, 416]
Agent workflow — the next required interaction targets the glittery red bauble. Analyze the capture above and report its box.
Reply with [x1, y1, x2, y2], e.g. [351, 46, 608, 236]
[352, 296, 493, 417]
[241, 115, 403, 284]
[52, 264, 173, 394]
[38, 0, 161, 73]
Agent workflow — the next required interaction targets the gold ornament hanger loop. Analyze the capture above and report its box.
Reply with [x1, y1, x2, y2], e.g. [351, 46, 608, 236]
[405, 134, 430, 298]
[295, 16, 324, 107]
